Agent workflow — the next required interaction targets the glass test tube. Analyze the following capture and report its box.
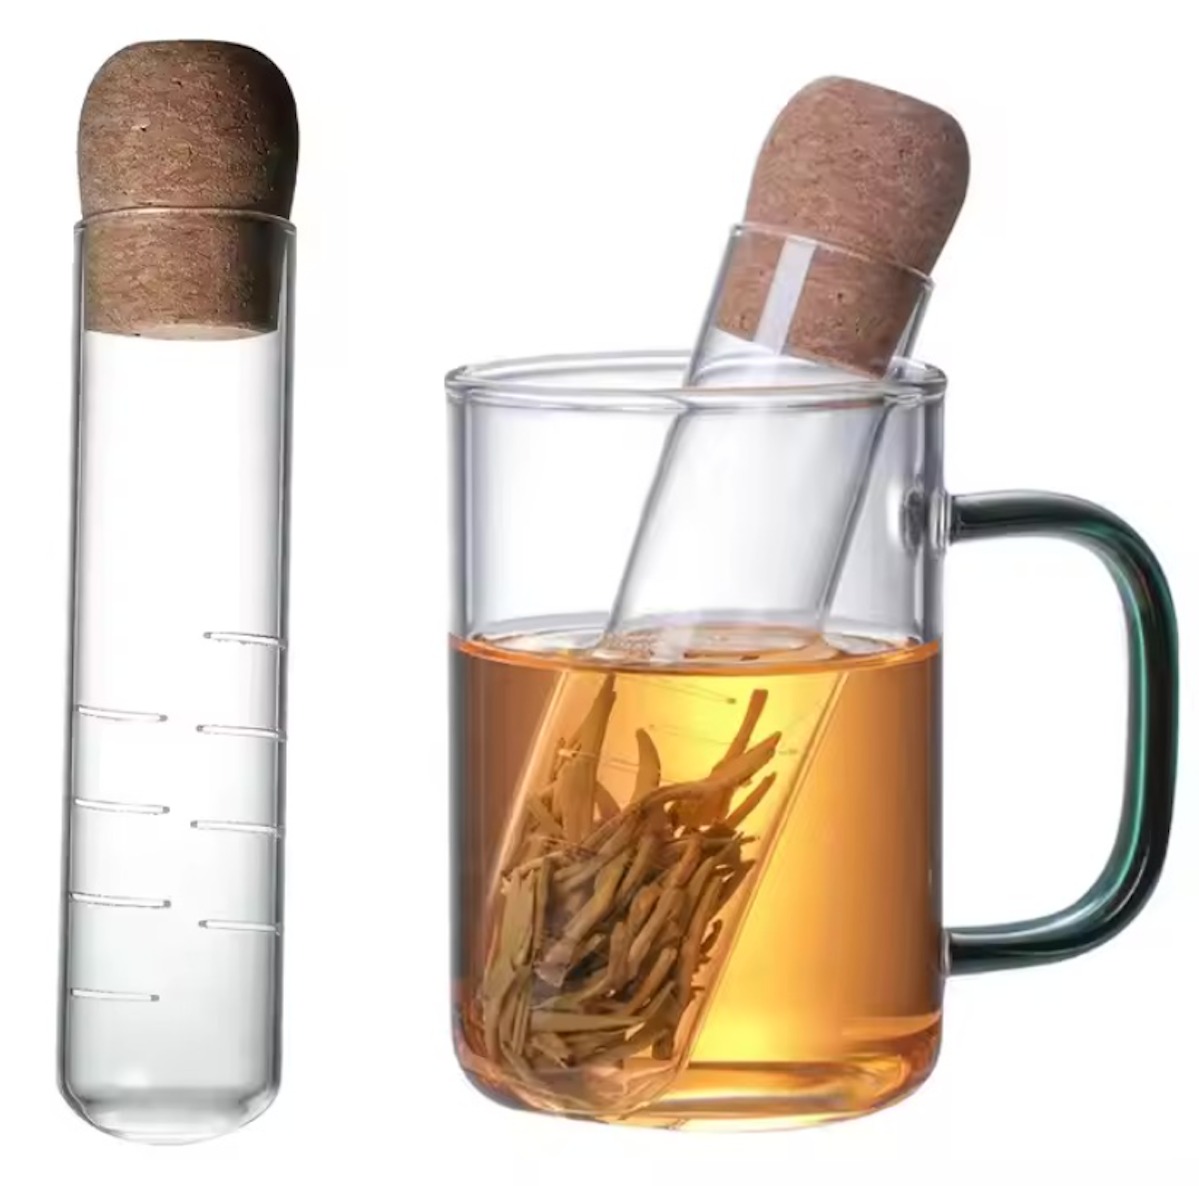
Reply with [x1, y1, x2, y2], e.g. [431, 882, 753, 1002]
[601, 224, 933, 655]
[59, 209, 294, 1144]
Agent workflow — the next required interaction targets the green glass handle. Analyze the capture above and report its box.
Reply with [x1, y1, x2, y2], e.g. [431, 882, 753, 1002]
[945, 492, 1179, 974]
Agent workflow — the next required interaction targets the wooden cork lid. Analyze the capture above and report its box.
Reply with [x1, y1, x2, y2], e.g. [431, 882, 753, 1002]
[78, 41, 299, 338]
[716, 77, 969, 376]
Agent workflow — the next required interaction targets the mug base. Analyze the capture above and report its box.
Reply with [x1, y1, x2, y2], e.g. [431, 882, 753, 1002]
[608, 1049, 936, 1130]
[457, 1026, 940, 1132]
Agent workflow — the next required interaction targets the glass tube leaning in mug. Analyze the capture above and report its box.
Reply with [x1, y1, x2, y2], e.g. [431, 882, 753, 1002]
[59, 209, 294, 1143]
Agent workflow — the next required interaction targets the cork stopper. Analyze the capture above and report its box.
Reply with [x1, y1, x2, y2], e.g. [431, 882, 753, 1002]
[78, 41, 299, 338]
[716, 77, 969, 376]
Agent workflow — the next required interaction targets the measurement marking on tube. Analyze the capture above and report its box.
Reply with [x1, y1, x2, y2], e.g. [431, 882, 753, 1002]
[74, 797, 170, 816]
[70, 891, 172, 910]
[203, 631, 286, 649]
[646, 723, 730, 747]
[191, 819, 282, 837]
[199, 919, 281, 935]
[76, 705, 168, 724]
[70, 988, 160, 1003]
[642, 679, 735, 705]
[196, 724, 286, 741]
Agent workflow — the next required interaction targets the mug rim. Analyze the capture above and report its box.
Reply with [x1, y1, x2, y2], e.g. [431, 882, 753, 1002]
[446, 350, 947, 413]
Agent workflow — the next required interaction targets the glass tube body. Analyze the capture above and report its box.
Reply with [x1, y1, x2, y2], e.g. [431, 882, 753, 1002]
[59, 211, 294, 1144]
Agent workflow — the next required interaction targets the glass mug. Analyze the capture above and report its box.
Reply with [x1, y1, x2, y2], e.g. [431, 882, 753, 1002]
[447, 351, 1177, 1130]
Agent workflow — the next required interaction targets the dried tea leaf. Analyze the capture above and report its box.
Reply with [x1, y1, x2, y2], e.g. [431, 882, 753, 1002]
[549, 736, 573, 781]
[579, 1008, 675, 1066]
[700, 920, 723, 955]
[715, 730, 782, 783]
[559, 887, 588, 919]
[565, 930, 607, 970]
[658, 919, 684, 948]
[720, 689, 768, 765]
[507, 1046, 534, 1077]
[624, 944, 678, 1014]
[594, 781, 621, 822]
[682, 855, 718, 925]
[478, 657, 789, 1106]
[717, 860, 755, 909]
[529, 1033, 572, 1066]
[677, 877, 724, 1001]
[555, 675, 617, 842]
[484, 874, 534, 998]
[506, 871, 537, 967]
[599, 919, 633, 996]
[553, 982, 605, 1013]
[577, 802, 631, 854]
[579, 1024, 669, 1066]
[498, 975, 523, 1055]
[541, 851, 630, 967]
[482, 973, 514, 1061]
[530, 1011, 639, 1034]
[664, 835, 703, 889]
[555, 813, 639, 891]
[531, 858, 551, 957]
[676, 730, 782, 827]
[510, 970, 533, 1056]
[573, 982, 677, 1065]
[627, 883, 661, 936]
[615, 829, 661, 909]
[631, 728, 662, 801]
[627, 887, 684, 976]
[661, 833, 730, 863]
[525, 794, 563, 837]
[534, 964, 608, 1011]
[724, 772, 777, 830]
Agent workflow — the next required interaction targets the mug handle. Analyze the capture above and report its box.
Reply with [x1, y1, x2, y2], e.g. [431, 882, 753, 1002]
[945, 492, 1179, 974]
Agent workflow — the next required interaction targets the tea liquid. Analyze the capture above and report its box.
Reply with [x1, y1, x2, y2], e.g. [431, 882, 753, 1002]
[453, 626, 942, 1129]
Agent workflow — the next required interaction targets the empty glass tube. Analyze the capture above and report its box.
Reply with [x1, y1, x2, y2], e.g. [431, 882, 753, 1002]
[59, 209, 294, 1143]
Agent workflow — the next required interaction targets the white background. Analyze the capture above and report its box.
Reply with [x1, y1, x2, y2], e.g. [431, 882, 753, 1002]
[0, 0, 1194, 1181]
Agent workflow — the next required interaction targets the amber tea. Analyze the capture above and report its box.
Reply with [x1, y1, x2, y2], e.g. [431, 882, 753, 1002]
[452, 625, 942, 1129]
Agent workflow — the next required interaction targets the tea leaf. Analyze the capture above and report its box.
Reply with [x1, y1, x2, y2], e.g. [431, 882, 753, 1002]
[594, 781, 621, 822]
[627, 887, 685, 977]
[530, 1011, 638, 1034]
[555, 675, 617, 842]
[631, 728, 662, 801]
[724, 772, 777, 830]
[477, 664, 785, 1108]
[529, 1032, 572, 1066]
[677, 876, 723, 1001]
[624, 944, 678, 1014]
[615, 830, 661, 909]
[526, 794, 563, 837]
[541, 850, 630, 967]
[555, 813, 638, 890]
[721, 689, 768, 764]
[664, 835, 703, 889]
[627, 883, 662, 937]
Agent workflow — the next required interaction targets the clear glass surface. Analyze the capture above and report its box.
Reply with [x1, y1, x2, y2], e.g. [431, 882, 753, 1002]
[448, 353, 948, 1127]
[59, 212, 294, 1143]
[447, 351, 1177, 1131]
[448, 351, 947, 649]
